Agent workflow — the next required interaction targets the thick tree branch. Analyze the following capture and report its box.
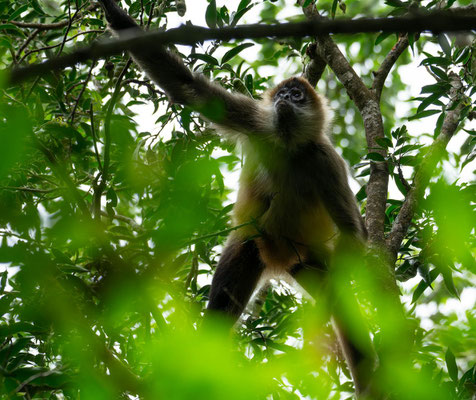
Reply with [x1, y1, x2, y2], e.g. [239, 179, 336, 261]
[302, 43, 327, 87]
[386, 73, 464, 260]
[299, 1, 389, 246]
[8, 10, 476, 85]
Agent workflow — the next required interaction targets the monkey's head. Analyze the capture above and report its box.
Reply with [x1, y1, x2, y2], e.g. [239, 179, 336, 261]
[266, 77, 329, 146]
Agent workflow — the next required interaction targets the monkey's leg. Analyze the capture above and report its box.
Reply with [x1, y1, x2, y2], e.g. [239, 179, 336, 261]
[291, 261, 376, 398]
[207, 239, 265, 323]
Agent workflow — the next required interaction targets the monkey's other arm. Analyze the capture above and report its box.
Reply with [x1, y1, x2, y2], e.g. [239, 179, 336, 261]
[305, 141, 367, 241]
[98, 0, 263, 134]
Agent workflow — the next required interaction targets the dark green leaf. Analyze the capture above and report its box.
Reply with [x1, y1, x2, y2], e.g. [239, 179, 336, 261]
[385, 0, 405, 7]
[412, 269, 439, 303]
[429, 66, 448, 81]
[417, 93, 443, 114]
[355, 185, 367, 202]
[375, 32, 392, 45]
[205, 0, 217, 28]
[420, 83, 450, 95]
[51, 248, 73, 265]
[408, 109, 440, 121]
[420, 57, 452, 67]
[399, 155, 420, 166]
[366, 152, 386, 162]
[189, 53, 219, 66]
[331, 0, 338, 18]
[231, 5, 253, 26]
[237, 0, 251, 11]
[376, 137, 393, 148]
[438, 34, 452, 58]
[0, 271, 6, 294]
[445, 348, 458, 382]
[221, 43, 254, 64]
[440, 267, 460, 299]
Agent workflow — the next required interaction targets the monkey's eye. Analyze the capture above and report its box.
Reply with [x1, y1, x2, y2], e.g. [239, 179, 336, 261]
[291, 89, 303, 101]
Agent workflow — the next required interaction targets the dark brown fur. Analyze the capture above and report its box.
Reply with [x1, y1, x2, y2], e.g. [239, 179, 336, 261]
[99, 1, 374, 396]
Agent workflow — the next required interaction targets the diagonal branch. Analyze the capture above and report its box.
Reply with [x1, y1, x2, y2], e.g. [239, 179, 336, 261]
[386, 73, 464, 260]
[298, 1, 389, 246]
[302, 43, 327, 87]
[372, 34, 411, 102]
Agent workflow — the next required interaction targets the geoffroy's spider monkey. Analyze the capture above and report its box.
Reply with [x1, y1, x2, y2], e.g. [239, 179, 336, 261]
[98, 0, 376, 396]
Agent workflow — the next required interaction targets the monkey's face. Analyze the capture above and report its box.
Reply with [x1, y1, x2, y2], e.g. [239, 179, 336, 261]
[271, 78, 315, 140]
[273, 81, 308, 115]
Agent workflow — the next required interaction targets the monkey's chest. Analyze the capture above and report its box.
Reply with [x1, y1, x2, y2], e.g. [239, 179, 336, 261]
[236, 162, 335, 243]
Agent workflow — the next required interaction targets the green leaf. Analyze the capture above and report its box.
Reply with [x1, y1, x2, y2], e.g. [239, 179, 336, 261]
[411, 269, 439, 303]
[376, 137, 393, 148]
[399, 155, 420, 166]
[420, 82, 450, 95]
[366, 152, 386, 162]
[375, 32, 392, 45]
[394, 144, 422, 156]
[445, 348, 458, 382]
[237, 0, 251, 11]
[0, 24, 24, 33]
[408, 109, 440, 121]
[205, 0, 217, 28]
[355, 185, 367, 202]
[188, 53, 219, 66]
[420, 56, 452, 67]
[455, 48, 471, 64]
[438, 34, 452, 58]
[385, 0, 405, 7]
[331, 0, 338, 18]
[440, 266, 460, 299]
[429, 66, 448, 81]
[231, 5, 253, 26]
[8, 4, 29, 20]
[51, 248, 73, 265]
[221, 43, 254, 64]
[417, 93, 443, 114]
[394, 173, 409, 196]
[0, 271, 7, 294]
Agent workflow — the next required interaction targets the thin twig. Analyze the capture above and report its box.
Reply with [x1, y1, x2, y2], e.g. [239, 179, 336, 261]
[15, 29, 40, 63]
[100, 210, 144, 232]
[0, 186, 58, 194]
[19, 30, 103, 64]
[69, 60, 96, 123]
[4, 3, 99, 30]
[122, 78, 164, 94]
[90, 104, 103, 172]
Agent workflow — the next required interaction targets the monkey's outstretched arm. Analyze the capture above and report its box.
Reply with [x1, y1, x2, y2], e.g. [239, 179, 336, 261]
[98, 0, 263, 135]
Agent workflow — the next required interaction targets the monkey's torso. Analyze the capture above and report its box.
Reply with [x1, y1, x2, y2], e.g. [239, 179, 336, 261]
[232, 138, 337, 272]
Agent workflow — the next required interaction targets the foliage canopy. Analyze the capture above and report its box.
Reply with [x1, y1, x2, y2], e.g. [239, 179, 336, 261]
[0, 0, 474, 399]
